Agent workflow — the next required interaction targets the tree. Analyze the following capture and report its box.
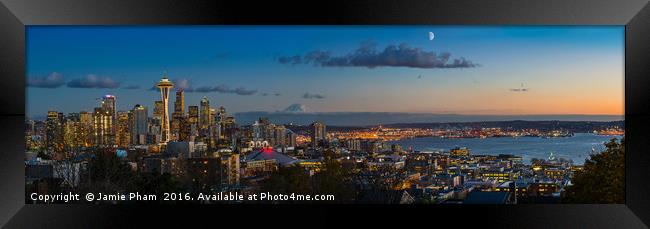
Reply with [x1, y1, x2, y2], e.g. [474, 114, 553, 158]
[562, 138, 624, 203]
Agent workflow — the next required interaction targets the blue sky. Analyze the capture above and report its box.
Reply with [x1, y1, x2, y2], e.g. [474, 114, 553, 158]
[26, 26, 624, 118]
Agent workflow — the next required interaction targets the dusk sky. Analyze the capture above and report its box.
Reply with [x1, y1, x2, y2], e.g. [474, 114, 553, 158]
[26, 26, 624, 119]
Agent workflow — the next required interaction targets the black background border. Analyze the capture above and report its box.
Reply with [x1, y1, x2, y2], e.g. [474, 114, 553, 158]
[1, 0, 649, 228]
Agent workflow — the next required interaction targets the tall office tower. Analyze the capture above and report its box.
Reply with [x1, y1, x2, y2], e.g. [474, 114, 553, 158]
[216, 106, 227, 139]
[199, 96, 210, 131]
[209, 108, 216, 127]
[130, 104, 148, 145]
[45, 111, 64, 154]
[101, 95, 117, 138]
[171, 90, 185, 140]
[78, 111, 93, 147]
[188, 105, 199, 141]
[310, 121, 326, 148]
[156, 73, 174, 144]
[188, 105, 199, 128]
[173, 90, 185, 115]
[93, 107, 113, 147]
[63, 113, 82, 150]
[116, 111, 131, 147]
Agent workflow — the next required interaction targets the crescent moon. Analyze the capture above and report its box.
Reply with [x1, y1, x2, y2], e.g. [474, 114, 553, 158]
[428, 32, 435, 41]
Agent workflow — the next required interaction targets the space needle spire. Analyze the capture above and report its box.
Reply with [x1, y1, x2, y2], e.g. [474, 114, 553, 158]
[156, 71, 174, 144]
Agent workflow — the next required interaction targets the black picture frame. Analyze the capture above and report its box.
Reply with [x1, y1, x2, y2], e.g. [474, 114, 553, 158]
[1, 0, 649, 228]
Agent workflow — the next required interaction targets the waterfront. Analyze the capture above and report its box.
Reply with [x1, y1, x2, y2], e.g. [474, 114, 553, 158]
[390, 133, 622, 165]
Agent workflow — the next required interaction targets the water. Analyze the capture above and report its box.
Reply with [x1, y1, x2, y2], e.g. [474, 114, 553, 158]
[389, 133, 622, 165]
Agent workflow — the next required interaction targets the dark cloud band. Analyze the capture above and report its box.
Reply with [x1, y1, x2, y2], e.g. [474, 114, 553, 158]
[27, 72, 65, 88]
[67, 74, 120, 89]
[279, 42, 479, 69]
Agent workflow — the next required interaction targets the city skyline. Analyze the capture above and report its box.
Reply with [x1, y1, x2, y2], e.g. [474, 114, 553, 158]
[27, 26, 624, 119]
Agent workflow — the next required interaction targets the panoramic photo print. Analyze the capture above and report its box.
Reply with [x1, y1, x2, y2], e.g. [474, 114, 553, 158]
[25, 26, 624, 204]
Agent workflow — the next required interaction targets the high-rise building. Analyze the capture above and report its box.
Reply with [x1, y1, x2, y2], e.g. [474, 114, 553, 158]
[199, 96, 211, 131]
[173, 90, 185, 116]
[101, 95, 117, 138]
[171, 90, 185, 140]
[116, 111, 131, 147]
[156, 73, 174, 144]
[131, 104, 148, 145]
[188, 105, 199, 128]
[310, 121, 326, 148]
[273, 125, 287, 149]
[46, 111, 64, 155]
[286, 129, 297, 148]
[93, 107, 113, 147]
[78, 111, 93, 147]
[221, 153, 240, 187]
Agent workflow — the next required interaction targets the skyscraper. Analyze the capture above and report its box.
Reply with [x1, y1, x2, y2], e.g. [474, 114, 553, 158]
[310, 121, 326, 148]
[131, 104, 148, 145]
[101, 95, 117, 139]
[200, 96, 211, 131]
[171, 90, 185, 140]
[93, 107, 113, 146]
[156, 73, 174, 144]
[46, 111, 64, 155]
[116, 111, 131, 147]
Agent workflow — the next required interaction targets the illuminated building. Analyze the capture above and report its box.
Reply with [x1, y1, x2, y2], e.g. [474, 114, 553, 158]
[116, 111, 131, 147]
[543, 168, 565, 180]
[286, 129, 297, 148]
[101, 94, 117, 132]
[310, 121, 326, 148]
[188, 105, 199, 129]
[171, 90, 185, 140]
[345, 139, 361, 151]
[481, 169, 519, 183]
[45, 111, 64, 155]
[220, 153, 240, 187]
[93, 107, 113, 147]
[450, 147, 470, 157]
[216, 106, 227, 139]
[74, 111, 92, 147]
[200, 96, 211, 132]
[130, 104, 148, 145]
[184, 158, 221, 191]
[156, 73, 174, 143]
[273, 125, 287, 149]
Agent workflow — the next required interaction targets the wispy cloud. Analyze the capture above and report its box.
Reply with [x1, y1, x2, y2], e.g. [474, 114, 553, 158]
[279, 41, 479, 69]
[27, 72, 65, 88]
[67, 74, 120, 89]
[302, 92, 325, 99]
[122, 85, 141, 89]
[194, 84, 258, 95]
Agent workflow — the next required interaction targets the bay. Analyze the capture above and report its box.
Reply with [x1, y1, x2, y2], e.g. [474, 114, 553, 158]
[389, 133, 622, 165]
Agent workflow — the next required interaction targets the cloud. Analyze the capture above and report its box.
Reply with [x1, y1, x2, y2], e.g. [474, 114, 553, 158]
[67, 74, 120, 89]
[261, 93, 269, 96]
[279, 41, 479, 69]
[194, 84, 258, 95]
[274, 93, 281, 96]
[173, 78, 194, 92]
[148, 78, 194, 92]
[27, 72, 65, 88]
[302, 92, 325, 99]
[122, 85, 141, 89]
[509, 83, 530, 92]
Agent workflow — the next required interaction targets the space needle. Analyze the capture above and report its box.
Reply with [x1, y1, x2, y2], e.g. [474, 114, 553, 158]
[157, 71, 174, 144]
